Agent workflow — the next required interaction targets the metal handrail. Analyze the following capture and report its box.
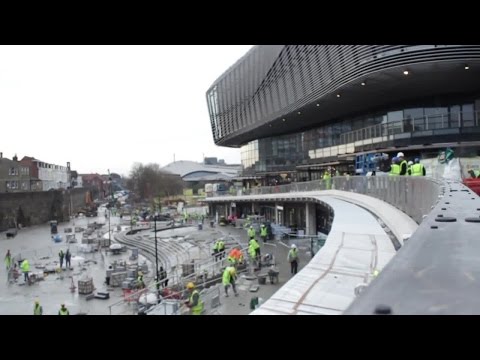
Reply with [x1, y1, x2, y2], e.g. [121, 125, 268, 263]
[108, 243, 251, 315]
[208, 176, 442, 225]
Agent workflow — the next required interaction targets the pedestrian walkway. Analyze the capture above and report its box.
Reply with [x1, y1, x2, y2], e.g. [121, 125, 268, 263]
[251, 196, 399, 315]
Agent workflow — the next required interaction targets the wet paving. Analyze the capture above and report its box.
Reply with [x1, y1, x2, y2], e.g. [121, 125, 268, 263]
[0, 211, 309, 315]
[0, 208, 125, 315]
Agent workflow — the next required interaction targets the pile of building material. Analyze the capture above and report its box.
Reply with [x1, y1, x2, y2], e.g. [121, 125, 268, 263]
[82, 234, 96, 244]
[182, 262, 195, 277]
[78, 277, 95, 294]
[94, 291, 110, 300]
[96, 238, 109, 247]
[109, 243, 124, 255]
[110, 261, 128, 287]
[29, 271, 45, 284]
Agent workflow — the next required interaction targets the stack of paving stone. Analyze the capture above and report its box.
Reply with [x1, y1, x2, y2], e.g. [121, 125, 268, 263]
[96, 238, 109, 247]
[110, 271, 128, 287]
[78, 277, 94, 294]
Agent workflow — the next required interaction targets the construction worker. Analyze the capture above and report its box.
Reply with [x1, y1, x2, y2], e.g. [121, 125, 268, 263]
[159, 266, 168, 288]
[212, 240, 220, 261]
[184, 282, 204, 315]
[33, 300, 43, 315]
[59, 250, 64, 269]
[287, 244, 299, 275]
[407, 161, 414, 175]
[9, 263, 19, 283]
[249, 237, 259, 251]
[227, 247, 243, 266]
[20, 259, 30, 283]
[260, 224, 268, 243]
[249, 237, 261, 268]
[227, 251, 236, 265]
[247, 225, 255, 239]
[397, 152, 408, 175]
[323, 170, 332, 189]
[58, 303, 69, 315]
[65, 249, 72, 269]
[137, 271, 145, 289]
[389, 157, 400, 176]
[222, 265, 238, 297]
[217, 238, 225, 259]
[237, 248, 244, 264]
[4, 249, 11, 270]
[411, 158, 426, 176]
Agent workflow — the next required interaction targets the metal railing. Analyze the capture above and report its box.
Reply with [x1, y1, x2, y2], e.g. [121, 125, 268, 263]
[108, 242, 251, 315]
[143, 283, 223, 315]
[339, 111, 480, 145]
[108, 272, 183, 315]
[277, 232, 328, 258]
[210, 176, 441, 225]
[182, 244, 251, 283]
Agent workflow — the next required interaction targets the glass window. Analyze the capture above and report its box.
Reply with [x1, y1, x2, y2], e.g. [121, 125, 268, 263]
[425, 107, 448, 130]
[462, 104, 474, 127]
[450, 105, 461, 128]
[387, 110, 403, 123]
[387, 110, 404, 134]
[364, 117, 376, 127]
[404, 108, 424, 131]
[475, 99, 480, 125]
[352, 118, 364, 130]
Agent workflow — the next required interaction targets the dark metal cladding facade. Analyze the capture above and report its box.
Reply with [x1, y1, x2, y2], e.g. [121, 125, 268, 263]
[206, 45, 285, 145]
[206, 45, 480, 147]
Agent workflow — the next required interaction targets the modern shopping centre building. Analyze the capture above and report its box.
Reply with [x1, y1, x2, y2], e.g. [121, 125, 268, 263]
[206, 45, 480, 184]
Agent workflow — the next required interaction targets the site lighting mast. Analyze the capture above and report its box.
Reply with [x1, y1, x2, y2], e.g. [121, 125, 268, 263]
[154, 204, 159, 282]
[108, 169, 113, 247]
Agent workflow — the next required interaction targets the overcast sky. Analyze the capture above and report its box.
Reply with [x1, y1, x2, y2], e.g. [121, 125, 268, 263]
[0, 45, 253, 176]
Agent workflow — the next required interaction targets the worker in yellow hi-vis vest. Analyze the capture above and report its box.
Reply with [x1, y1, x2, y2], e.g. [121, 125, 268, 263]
[185, 282, 204, 315]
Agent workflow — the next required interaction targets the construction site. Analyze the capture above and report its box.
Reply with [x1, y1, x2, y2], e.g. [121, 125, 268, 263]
[0, 205, 306, 315]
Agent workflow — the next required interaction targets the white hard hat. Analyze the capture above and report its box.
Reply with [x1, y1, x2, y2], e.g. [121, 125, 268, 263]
[291, 244, 297, 249]
[397, 152, 405, 158]
[408, 161, 413, 165]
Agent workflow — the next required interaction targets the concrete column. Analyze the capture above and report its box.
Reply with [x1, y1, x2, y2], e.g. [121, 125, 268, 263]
[275, 203, 284, 225]
[306, 202, 316, 236]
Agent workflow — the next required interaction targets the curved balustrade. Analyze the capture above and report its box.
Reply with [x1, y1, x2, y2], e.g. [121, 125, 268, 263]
[210, 176, 441, 224]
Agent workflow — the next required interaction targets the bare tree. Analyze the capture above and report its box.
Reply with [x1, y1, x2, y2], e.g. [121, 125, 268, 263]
[126, 163, 184, 201]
